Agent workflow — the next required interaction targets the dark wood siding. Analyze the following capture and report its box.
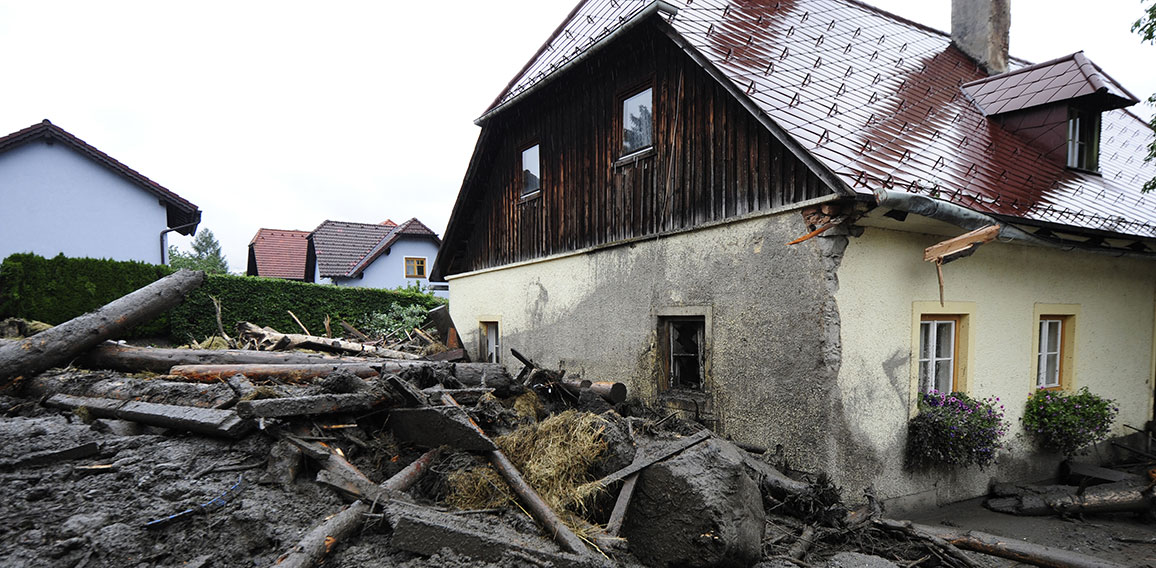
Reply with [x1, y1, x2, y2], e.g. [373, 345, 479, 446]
[450, 23, 831, 275]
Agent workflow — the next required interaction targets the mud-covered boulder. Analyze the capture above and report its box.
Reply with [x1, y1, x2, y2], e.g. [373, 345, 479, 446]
[622, 437, 764, 567]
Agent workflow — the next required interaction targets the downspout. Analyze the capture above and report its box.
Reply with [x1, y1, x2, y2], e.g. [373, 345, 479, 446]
[159, 221, 200, 265]
[874, 188, 1156, 260]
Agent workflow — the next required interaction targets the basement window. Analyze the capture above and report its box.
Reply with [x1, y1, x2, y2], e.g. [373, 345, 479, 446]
[621, 87, 654, 156]
[1066, 108, 1100, 171]
[660, 316, 705, 391]
[522, 143, 540, 196]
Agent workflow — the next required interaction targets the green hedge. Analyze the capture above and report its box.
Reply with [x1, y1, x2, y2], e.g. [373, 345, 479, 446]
[169, 274, 445, 343]
[0, 253, 174, 337]
[1, 253, 446, 342]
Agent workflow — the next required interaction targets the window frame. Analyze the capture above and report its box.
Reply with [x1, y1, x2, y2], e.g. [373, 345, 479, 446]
[918, 314, 960, 395]
[520, 141, 541, 200]
[1066, 108, 1100, 172]
[478, 319, 501, 364]
[910, 301, 975, 415]
[403, 256, 427, 279]
[1031, 304, 1079, 391]
[655, 306, 711, 394]
[618, 82, 655, 159]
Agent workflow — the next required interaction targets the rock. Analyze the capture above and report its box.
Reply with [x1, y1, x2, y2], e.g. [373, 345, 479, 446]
[622, 437, 764, 567]
[825, 551, 901, 568]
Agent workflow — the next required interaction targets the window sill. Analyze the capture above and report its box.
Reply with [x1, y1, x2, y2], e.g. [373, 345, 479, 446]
[518, 190, 542, 204]
[614, 146, 655, 168]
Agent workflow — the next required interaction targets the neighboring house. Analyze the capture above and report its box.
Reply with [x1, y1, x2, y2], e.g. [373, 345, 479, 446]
[433, 0, 1156, 509]
[0, 120, 201, 264]
[246, 228, 310, 280]
[307, 218, 446, 296]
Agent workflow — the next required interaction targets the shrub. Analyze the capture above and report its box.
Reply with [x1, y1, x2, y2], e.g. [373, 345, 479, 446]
[360, 303, 430, 339]
[1021, 387, 1118, 456]
[906, 390, 1008, 469]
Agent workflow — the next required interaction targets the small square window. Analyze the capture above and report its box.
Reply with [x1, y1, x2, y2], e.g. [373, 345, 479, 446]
[622, 87, 653, 156]
[522, 144, 540, 196]
[660, 316, 704, 391]
[404, 257, 427, 279]
[918, 315, 959, 394]
[1066, 108, 1099, 171]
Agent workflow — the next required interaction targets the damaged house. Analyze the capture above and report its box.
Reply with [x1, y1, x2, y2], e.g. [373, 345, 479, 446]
[432, 0, 1156, 509]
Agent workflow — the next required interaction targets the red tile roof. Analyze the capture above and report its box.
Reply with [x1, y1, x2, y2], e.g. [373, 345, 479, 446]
[962, 52, 1138, 116]
[311, 218, 440, 278]
[248, 228, 310, 279]
[0, 119, 201, 234]
[482, 0, 1156, 240]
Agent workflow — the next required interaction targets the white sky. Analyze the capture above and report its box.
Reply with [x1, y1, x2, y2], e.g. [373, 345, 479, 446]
[2, 0, 1153, 273]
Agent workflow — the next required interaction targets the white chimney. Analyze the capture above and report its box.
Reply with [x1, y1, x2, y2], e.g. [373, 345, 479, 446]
[951, 0, 1010, 75]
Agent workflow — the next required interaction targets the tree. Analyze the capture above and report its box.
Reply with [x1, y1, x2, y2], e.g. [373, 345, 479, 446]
[168, 228, 229, 274]
[1134, 1, 1156, 192]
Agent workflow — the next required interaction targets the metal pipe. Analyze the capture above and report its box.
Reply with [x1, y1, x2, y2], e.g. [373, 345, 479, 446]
[158, 220, 200, 265]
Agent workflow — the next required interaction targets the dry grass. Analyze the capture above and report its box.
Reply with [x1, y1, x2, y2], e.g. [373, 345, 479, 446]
[445, 410, 610, 519]
[512, 390, 544, 421]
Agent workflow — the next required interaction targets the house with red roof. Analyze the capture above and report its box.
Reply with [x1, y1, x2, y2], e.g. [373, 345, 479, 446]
[433, 0, 1156, 507]
[306, 218, 445, 296]
[0, 120, 201, 265]
[246, 228, 311, 280]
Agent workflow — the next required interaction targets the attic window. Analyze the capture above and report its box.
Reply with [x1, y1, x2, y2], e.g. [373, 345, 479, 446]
[1066, 108, 1100, 172]
[522, 144, 541, 196]
[621, 87, 654, 156]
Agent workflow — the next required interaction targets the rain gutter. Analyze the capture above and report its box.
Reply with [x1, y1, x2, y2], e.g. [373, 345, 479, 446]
[159, 221, 201, 265]
[873, 188, 1156, 261]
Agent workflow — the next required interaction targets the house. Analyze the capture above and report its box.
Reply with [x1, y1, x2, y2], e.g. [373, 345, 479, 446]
[0, 120, 201, 265]
[432, 0, 1156, 509]
[307, 218, 446, 296]
[246, 228, 311, 280]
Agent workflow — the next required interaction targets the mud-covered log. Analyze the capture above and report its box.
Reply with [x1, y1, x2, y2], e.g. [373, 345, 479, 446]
[78, 344, 376, 374]
[20, 372, 236, 408]
[237, 321, 419, 360]
[985, 480, 1156, 516]
[170, 363, 379, 384]
[235, 391, 395, 419]
[877, 519, 1127, 568]
[0, 270, 204, 388]
[45, 393, 251, 438]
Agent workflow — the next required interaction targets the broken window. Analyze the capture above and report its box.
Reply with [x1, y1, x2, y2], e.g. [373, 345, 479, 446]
[1066, 108, 1099, 171]
[521, 143, 540, 196]
[621, 87, 653, 156]
[1036, 314, 1074, 390]
[918, 315, 959, 394]
[404, 257, 427, 279]
[480, 321, 500, 364]
[660, 317, 705, 391]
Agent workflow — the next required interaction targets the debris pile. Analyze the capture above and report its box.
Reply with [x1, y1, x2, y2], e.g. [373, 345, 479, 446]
[0, 272, 1149, 567]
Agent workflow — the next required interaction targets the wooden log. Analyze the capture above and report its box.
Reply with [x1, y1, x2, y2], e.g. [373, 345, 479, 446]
[169, 363, 379, 384]
[235, 391, 393, 419]
[20, 372, 236, 408]
[237, 322, 419, 360]
[877, 519, 1129, 568]
[0, 442, 101, 470]
[0, 270, 204, 389]
[605, 473, 639, 536]
[45, 393, 251, 438]
[440, 393, 589, 556]
[985, 480, 1155, 516]
[76, 343, 377, 374]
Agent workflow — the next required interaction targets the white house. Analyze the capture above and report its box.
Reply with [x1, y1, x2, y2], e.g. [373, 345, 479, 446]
[0, 120, 201, 265]
[306, 218, 446, 296]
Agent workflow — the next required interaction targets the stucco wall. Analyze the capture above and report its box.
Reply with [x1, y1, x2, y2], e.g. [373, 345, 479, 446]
[835, 226, 1156, 507]
[0, 141, 170, 264]
[320, 239, 445, 297]
[448, 210, 852, 476]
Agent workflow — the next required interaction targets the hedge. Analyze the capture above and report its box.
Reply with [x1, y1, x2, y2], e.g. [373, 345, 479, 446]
[1, 253, 446, 342]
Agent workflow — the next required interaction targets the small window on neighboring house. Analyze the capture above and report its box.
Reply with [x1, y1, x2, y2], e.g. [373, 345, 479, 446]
[522, 144, 540, 196]
[1066, 108, 1100, 171]
[621, 87, 654, 156]
[918, 315, 960, 394]
[659, 317, 705, 391]
[404, 257, 426, 279]
[1036, 314, 1075, 389]
[480, 321, 500, 363]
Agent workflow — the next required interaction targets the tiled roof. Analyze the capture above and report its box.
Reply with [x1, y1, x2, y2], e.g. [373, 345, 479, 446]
[483, 0, 1156, 240]
[962, 52, 1138, 116]
[0, 119, 202, 235]
[311, 218, 441, 278]
[248, 228, 309, 279]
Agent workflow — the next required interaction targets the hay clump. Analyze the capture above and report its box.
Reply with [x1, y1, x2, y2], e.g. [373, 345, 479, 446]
[512, 390, 544, 421]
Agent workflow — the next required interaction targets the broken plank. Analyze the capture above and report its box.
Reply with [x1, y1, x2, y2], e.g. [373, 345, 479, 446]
[923, 224, 1000, 263]
[234, 392, 391, 419]
[0, 442, 101, 470]
[604, 473, 639, 536]
[45, 394, 251, 438]
[587, 430, 711, 489]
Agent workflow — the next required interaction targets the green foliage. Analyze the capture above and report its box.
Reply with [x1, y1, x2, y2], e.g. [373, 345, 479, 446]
[1022, 387, 1119, 456]
[169, 274, 444, 343]
[1134, 2, 1156, 192]
[360, 303, 430, 338]
[0, 253, 174, 337]
[169, 228, 228, 274]
[906, 391, 1008, 469]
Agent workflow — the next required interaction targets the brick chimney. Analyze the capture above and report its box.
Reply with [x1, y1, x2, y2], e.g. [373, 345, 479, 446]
[951, 0, 1010, 75]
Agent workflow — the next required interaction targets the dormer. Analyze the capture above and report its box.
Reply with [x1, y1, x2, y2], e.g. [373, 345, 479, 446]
[961, 52, 1139, 173]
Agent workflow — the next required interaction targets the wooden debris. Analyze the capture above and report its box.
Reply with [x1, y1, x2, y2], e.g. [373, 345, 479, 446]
[389, 406, 497, 452]
[0, 442, 100, 470]
[0, 269, 205, 389]
[985, 480, 1156, 516]
[605, 472, 639, 536]
[585, 430, 711, 490]
[787, 525, 816, 561]
[20, 372, 236, 409]
[170, 363, 379, 384]
[235, 391, 393, 419]
[237, 322, 419, 360]
[924, 224, 1000, 264]
[45, 394, 251, 438]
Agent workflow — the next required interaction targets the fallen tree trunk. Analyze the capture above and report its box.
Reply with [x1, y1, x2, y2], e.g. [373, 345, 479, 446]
[876, 519, 1128, 568]
[45, 393, 251, 438]
[170, 363, 379, 384]
[20, 371, 237, 408]
[237, 322, 419, 360]
[0, 270, 204, 389]
[235, 391, 396, 419]
[985, 480, 1155, 516]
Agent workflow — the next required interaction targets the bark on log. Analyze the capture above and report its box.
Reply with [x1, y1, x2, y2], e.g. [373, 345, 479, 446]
[20, 372, 236, 408]
[237, 322, 419, 360]
[985, 480, 1155, 516]
[235, 391, 395, 419]
[877, 518, 1128, 568]
[0, 270, 204, 389]
[170, 363, 379, 384]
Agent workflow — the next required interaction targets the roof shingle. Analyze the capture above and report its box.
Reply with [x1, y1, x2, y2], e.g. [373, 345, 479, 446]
[248, 229, 309, 279]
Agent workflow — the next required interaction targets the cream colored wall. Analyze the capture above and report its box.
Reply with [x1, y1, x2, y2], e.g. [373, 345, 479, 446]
[836, 226, 1156, 506]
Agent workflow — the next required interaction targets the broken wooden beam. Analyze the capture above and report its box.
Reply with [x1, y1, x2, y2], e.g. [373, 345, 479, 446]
[559, 378, 627, 404]
[0, 269, 204, 389]
[237, 321, 419, 360]
[0, 442, 101, 470]
[389, 406, 498, 452]
[168, 363, 379, 384]
[924, 224, 1000, 264]
[45, 393, 251, 438]
[234, 391, 394, 419]
[585, 430, 711, 489]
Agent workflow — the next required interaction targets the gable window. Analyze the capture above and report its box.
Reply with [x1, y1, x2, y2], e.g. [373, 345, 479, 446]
[521, 143, 540, 196]
[1066, 108, 1100, 171]
[918, 315, 960, 394]
[404, 257, 427, 279]
[621, 87, 653, 156]
[659, 316, 705, 391]
[1033, 307, 1077, 390]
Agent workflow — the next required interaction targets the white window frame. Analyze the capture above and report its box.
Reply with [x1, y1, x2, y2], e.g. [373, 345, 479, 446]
[1037, 319, 1063, 389]
[1066, 108, 1100, 171]
[918, 317, 957, 394]
[621, 86, 654, 157]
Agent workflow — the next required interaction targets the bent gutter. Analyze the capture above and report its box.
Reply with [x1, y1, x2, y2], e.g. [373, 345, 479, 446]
[873, 188, 1156, 261]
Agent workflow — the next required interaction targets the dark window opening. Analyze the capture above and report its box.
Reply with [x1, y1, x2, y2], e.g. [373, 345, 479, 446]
[522, 144, 540, 196]
[480, 321, 500, 363]
[622, 87, 653, 156]
[1066, 108, 1100, 171]
[661, 317, 704, 391]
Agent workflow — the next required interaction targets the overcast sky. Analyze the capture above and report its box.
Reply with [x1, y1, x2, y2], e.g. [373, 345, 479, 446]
[2, 0, 1153, 273]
